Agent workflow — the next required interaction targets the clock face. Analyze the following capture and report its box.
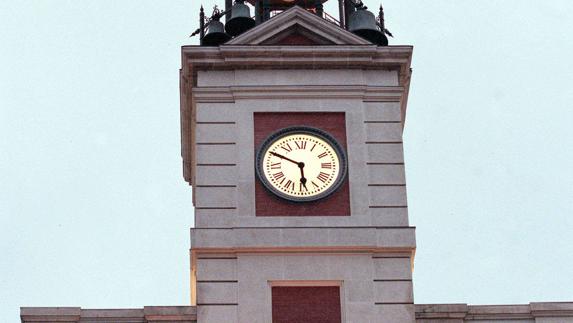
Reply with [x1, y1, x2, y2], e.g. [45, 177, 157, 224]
[256, 126, 347, 202]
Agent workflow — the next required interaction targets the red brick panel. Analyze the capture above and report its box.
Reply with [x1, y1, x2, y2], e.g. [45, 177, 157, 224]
[274, 33, 319, 45]
[272, 286, 342, 323]
[254, 112, 351, 217]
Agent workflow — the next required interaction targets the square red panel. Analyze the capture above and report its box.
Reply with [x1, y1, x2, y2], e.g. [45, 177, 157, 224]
[254, 112, 351, 217]
[272, 286, 342, 323]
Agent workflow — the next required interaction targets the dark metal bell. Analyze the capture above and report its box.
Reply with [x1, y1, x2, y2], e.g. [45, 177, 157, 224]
[201, 19, 231, 46]
[348, 7, 388, 46]
[225, 1, 256, 37]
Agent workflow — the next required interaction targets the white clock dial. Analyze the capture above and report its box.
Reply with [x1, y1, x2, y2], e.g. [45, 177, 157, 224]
[256, 127, 347, 202]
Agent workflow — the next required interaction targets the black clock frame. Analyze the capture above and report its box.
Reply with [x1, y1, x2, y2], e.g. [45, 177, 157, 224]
[255, 126, 348, 203]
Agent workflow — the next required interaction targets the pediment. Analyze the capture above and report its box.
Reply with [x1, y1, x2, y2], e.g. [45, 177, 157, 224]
[226, 6, 371, 46]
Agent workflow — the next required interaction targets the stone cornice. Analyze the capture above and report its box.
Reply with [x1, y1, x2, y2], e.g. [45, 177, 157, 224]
[20, 306, 197, 323]
[190, 227, 417, 250]
[182, 45, 413, 72]
[192, 85, 404, 102]
[415, 302, 573, 320]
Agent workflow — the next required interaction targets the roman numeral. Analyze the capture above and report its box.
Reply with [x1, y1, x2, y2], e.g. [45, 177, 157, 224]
[321, 162, 332, 169]
[294, 140, 307, 150]
[270, 162, 281, 169]
[273, 172, 285, 180]
[311, 181, 319, 188]
[317, 172, 329, 183]
[284, 180, 294, 191]
[299, 183, 308, 192]
[310, 143, 316, 152]
[281, 143, 292, 153]
[318, 152, 328, 159]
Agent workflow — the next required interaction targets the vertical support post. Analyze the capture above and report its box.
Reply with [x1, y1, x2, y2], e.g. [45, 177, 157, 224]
[263, 0, 270, 22]
[338, 0, 345, 28]
[344, 0, 354, 30]
[316, 1, 324, 18]
[199, 5, 205, 40]
[379, 4, 385, 31]
[225, 0, 233, 23]
[255, 0, 261, 24]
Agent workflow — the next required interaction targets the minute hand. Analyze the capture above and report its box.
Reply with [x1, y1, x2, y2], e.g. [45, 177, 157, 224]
[270, 151, 300, 165]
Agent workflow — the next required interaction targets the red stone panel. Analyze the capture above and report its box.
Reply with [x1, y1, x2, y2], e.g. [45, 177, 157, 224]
[272, 286, 342, 323]
[274, 33, 319, 45]
[254, 112, 351, 217]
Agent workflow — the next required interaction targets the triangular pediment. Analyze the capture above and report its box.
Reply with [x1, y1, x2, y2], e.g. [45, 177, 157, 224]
[226, 6, 371, 46]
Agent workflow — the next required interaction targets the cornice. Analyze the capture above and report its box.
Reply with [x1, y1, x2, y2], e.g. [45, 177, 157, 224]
[191, 85, 404, 103]
[182, 45, 413, 72]
[415, 303, 573, 320]
[20, 307, 197, 323]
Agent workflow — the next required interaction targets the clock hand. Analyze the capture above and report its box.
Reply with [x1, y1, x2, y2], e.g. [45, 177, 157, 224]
[298, 162, 307, 189]
[270, 151, 300, 165]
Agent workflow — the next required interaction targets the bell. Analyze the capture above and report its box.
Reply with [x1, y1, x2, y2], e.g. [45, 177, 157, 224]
[348, 7, 388, 46]
[225, 0, 256, 37]
[201, 18, 231, 46]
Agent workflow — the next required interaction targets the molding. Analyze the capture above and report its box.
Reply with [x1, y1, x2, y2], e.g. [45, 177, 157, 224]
[192, 85, 404, 103]
[20, 307, 197, 323]
[191, 246, 416, 255]
[415, 303, 573, 320]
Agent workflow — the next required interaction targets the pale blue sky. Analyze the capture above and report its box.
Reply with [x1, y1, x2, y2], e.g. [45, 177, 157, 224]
[1, 0, 572, 321]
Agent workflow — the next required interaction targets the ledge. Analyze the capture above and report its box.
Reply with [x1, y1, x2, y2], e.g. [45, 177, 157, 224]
[190, 226, 416, 251]
[20, 306, 196, 323]
[415, 302, 573, 320]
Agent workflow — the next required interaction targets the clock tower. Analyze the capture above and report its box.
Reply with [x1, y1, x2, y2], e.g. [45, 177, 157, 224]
[180, 3, 414, 323]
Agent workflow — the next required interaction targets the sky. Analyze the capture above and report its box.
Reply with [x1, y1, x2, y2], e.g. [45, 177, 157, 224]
[1, 0, 572, 321]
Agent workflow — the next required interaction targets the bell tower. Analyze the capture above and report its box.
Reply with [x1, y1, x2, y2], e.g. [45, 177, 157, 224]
[180, 2, 414, 323]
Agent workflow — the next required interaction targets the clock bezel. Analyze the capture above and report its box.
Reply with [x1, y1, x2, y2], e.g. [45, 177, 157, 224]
[255, 126, 348, 203]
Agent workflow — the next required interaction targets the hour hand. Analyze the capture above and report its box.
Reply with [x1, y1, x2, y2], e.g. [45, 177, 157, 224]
[270, 151, 300, 165]
[299, 163, 308, 189]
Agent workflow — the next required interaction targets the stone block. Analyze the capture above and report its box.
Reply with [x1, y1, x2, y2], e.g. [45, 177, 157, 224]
[376, 228, 416, 248]
[376, 304, 415, 323]
[191, 228, 235, 248]
[197, 282, 238, 304]
[345, 301, 377, 323]
[194, 187, 237, 208]
[367, 164, 406, 185]
[197, 258, 237, 281]
[364, 102, 402, 121]
[370, 207, 409, 227]
[374, 281, 413, 303]
[369, 186, 408, 206]
[374, 258, 412, 280]
[345, 280, 375, 302]
[197, 70, 235, 87]
[327, 255, 374, 280]
[196, 124, 238, 143]
[196, 103, 237, 122]
[363, 69, 399, 87]
[195, 210, 237, 228]
[367, 143, 405, 163]
[366, 123, 403, 142]
[195, 165, 238, 185]
[196, 145, 237, 164]
[197, 305, 238, 323]
[281, 228, 331, 247]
